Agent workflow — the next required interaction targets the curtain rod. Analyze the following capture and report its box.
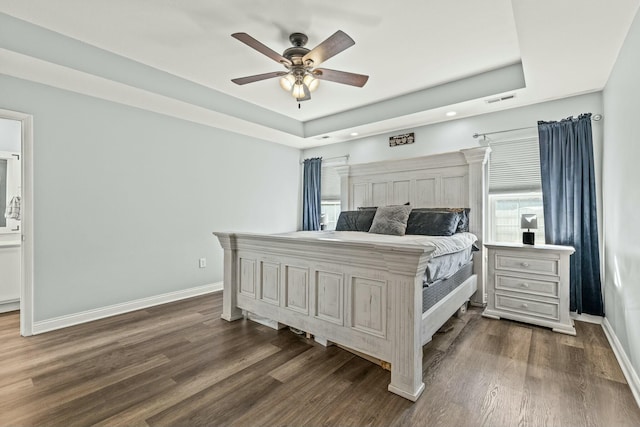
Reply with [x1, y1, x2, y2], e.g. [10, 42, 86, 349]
[300, 154, 349, 164]
[472, 126, 536, 139]
[473, 114, 602, 139]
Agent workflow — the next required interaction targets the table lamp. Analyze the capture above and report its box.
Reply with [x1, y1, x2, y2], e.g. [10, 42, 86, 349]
[320, 213, 328, 231]
[521, 214, 537, 245]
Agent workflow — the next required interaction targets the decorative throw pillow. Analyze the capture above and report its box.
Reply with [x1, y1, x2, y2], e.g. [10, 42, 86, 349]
[412, 207, 470, 233]
[405, 210, 461, 236]
[335, 210, 377, 232]
[358, 202, 409, 211]
[368, 205, 413, 236]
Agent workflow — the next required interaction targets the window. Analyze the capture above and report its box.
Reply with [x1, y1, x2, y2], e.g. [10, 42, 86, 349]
[320, 160, 345, 231]
[488, 137, 544, 244]
[320, 200, 341, 230]
[489, 193, 545, 243]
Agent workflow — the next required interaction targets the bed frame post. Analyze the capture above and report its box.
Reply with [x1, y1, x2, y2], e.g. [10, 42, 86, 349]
[213, 232, 243, 322]
[384, 252, 429, 401]
[461, 147, 491, 306]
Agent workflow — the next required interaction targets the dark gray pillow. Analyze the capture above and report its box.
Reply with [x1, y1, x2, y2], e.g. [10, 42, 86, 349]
[368, 205, 413, 236]
[405, 210, 461, 236]
[335, 210, 377, 232]
[357, 202, 409, 211]
[412, 207, 470, 233]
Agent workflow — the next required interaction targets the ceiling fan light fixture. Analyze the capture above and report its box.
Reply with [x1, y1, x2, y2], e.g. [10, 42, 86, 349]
[303, 74, 319, 92]
[279, 73, 296, 91]
[291, 82, 306, 99]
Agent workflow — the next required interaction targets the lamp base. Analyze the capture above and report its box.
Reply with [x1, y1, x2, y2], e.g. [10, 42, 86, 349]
[522, 231, 535, 245]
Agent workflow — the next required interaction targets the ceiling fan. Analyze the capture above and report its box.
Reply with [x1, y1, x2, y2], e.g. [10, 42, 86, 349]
[230, 30, 369, 103]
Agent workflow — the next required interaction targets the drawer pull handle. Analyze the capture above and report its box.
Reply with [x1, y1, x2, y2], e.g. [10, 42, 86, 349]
[520, 283, 530, 288]
[521, 262, 530, 267]
[521, 303, 529, 309]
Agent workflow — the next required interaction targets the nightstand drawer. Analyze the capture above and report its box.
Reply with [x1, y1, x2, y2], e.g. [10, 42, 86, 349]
[495, 294, 559, 320]
[495, 275, 559, 298]
[495, 253, 558, 276]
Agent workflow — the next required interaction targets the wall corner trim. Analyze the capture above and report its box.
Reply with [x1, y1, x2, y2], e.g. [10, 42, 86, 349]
[602, 317, 640, 408]
[32, 282, 222, 335]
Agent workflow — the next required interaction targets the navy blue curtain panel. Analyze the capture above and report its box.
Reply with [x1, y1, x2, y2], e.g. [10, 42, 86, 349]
[538, 113, 603, 315]
[302, 157, 322, 231]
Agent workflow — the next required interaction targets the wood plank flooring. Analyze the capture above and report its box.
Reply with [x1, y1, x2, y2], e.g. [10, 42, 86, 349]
[1, 292, 639, 426]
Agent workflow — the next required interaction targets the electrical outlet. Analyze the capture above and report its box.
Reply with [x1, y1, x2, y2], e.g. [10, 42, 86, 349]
[199, 258, 206, 268]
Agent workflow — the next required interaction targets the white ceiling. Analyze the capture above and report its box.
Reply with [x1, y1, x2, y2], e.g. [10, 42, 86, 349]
[1, 0, 639, 147]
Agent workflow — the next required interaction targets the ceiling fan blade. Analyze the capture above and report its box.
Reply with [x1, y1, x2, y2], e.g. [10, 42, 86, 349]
[231, 71, 287, 85]
[302, 30, 355, 66]
[231, 33, 292, 66]
[312, 68, 369, 87]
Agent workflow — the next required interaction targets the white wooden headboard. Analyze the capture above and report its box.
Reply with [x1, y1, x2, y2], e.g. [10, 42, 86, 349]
[335, 147, 491, 305]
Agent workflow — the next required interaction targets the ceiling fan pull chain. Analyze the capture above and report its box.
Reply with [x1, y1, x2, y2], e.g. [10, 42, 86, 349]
[298, 103, 301, 109]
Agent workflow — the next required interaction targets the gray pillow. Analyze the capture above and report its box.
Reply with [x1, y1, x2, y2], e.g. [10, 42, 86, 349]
[405, 210, 461, 236]
[335, 210, 376, 232]
[368, 205, 413, 236]
[412, 207, 470, 233]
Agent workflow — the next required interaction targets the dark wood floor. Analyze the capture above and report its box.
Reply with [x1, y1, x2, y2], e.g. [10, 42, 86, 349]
[1, 292, 639, 427]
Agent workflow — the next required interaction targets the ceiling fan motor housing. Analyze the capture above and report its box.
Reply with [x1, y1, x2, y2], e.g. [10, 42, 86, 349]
[283, 46, 310, 66]
[289, 32, 308, 47]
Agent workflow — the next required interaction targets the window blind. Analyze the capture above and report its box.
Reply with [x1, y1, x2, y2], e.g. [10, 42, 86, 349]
[489, 137, 542, 193]
[321, 166, 341, 200]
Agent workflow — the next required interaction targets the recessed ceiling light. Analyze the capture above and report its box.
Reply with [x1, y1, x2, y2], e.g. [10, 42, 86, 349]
[350, 132, 359, 136]
[446, 111, 457, 117]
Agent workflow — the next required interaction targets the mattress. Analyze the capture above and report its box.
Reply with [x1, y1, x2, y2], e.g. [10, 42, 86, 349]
[423, 261, 474, 313]
[424, 246, 474, 284]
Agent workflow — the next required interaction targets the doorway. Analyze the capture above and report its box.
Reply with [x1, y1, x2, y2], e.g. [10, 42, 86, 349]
[0, 109, 34, 336]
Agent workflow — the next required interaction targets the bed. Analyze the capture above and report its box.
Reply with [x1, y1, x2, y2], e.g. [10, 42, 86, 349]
[214, 147, 490, 401]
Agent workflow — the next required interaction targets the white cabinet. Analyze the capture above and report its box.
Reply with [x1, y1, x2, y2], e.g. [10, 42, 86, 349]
[0, 241, 20, 313]
[483, 243, 576, 335]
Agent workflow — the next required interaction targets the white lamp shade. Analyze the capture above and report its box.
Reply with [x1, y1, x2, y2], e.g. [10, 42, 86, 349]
[291, 83, 306, 99]
[303, 74, 320, 92]
[521, 214, 538, 229]
[279, 74, 295, 91]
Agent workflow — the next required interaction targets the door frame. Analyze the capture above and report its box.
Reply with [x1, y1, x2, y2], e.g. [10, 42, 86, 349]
[0, 109, 34, 336]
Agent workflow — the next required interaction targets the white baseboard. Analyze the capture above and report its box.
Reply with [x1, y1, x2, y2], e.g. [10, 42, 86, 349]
[0, 298, 20, 314]
[32, 282, 222, 335]
[602, 318, 640, 408]
[570, 312, 604, 325]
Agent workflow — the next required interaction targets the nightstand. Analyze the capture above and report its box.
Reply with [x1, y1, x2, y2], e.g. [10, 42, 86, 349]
[483, 243, 576, 335]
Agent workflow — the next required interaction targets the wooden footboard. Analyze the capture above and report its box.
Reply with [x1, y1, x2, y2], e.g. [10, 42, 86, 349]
[215, 231, 474, 401]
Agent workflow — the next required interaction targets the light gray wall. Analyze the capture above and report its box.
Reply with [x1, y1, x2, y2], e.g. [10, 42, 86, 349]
[0, 118, 21, 152]
[1, 74, 301, 321]
[602, 9, 640, 380]
[302, 93, 603, 165]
